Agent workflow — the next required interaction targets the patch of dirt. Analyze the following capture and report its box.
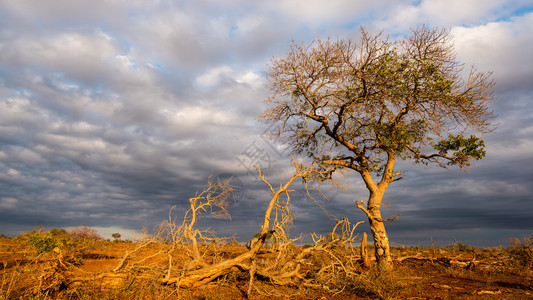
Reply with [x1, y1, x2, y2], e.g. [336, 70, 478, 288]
[392, 254, 533, 299]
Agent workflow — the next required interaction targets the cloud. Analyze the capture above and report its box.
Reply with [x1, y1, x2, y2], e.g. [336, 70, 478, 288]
[375, 0, 533, 33]
[452, 12, 533, 94]
[0, 1, 531, 248]
[268, 0, 396, 27]
[0, 0, 128, 24]
[195, 65, 263, 92]
[0, 31, 119, 85]
[0, 197, 18, 209]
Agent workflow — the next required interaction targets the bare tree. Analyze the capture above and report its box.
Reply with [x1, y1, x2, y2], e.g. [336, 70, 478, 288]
[260, 26, 496, 272]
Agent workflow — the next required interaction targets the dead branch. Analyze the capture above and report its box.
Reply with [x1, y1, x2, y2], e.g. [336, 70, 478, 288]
[113, 240, 153, 272]
[360, 232, 370, 268]
[251, 217, 363, 293]
[162, 159, 318, 289]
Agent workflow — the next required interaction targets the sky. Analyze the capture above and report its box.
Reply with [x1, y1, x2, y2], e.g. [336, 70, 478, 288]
[0, 0, 532, 247]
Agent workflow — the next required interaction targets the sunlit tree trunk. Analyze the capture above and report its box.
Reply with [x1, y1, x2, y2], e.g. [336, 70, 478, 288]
[368, 196, 393, 272]
[358, 181, 393, 272]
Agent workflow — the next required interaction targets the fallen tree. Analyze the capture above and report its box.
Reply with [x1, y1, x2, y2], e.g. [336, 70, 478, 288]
[160, 160, 363, 295]
[37, 160, 366, 298]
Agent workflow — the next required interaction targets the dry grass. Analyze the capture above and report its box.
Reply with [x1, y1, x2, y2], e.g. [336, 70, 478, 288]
[1, 234, 533, 299]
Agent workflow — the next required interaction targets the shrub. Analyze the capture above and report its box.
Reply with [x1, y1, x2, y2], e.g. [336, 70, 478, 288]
[48, 228, 68, 237]
[49, 228, 59, 236]
[27, 233, 59, 253]
[25, 231, 78, 254]
[456, 243, 474, 253]
[509, 237, 533, 270]
[69, 226, 103, 240]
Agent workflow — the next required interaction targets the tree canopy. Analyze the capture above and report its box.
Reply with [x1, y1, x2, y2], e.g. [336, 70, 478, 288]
[261, 27, 495, 185]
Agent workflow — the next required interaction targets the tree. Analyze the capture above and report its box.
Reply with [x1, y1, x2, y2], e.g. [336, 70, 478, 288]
[260, 26, 495, 272]
[112, 233, 121, 241]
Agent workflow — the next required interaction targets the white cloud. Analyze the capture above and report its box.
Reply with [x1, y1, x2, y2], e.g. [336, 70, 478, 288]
[162, 105, 240, 136]
[235, 14, 265, 35]
[0, 32, 118, 84]
[11, 148, 45, 165]
[0, 97, 36, 125]
[115, 55, 137, 70]
[236, 71, 262, 89]
[486, 136, 533, 161]
[196, 66, 263, 90]
[196, 66, 235, 88]
[269, 0, 392, 26]
[419, 0, 504, 24]
[376, 0, 533, 33]
[0, 0, 128, 24]
[129, 6, 228, 70]
[7, 169, 21, 177]
[452, 13, 533, 92]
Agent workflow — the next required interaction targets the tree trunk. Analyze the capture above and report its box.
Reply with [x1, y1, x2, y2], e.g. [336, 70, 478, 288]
[360, 189, 393, 272]
[368, 215, 392, 272]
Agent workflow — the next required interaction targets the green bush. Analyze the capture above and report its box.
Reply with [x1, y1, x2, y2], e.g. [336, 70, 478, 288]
[27, 233, 59, 253]
[25, 231, 78, 254]
[48, 227, 68, 236]
[49, 227, 59, 236]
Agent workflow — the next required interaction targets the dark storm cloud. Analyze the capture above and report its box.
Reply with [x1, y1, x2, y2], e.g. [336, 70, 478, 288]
[0, 1, 531, 245]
